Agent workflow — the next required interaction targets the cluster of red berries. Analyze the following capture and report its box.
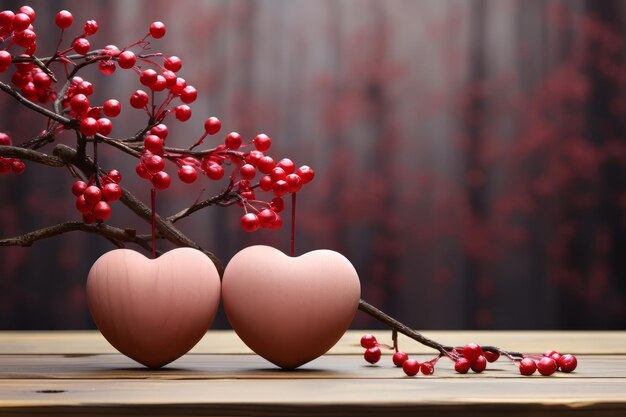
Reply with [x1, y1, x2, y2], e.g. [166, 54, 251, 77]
[62, 77, 120, 137]
[361, 334, 578, 378]
[71, 170, 122, 223]
[0, 6, 37, 56]
[0, 133, 25, 174]
[518, 350, 578, 376]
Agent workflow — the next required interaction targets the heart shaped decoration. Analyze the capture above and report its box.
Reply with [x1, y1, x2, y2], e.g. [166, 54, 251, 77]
[222, 245, 360, 369]
[86, 247, 221, 368]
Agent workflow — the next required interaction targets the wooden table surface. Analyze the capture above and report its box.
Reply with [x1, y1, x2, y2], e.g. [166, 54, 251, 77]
[1, 330, 625, 416]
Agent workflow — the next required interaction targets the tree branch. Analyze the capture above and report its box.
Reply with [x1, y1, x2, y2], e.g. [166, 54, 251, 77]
[0, 145, 65, 167]
[0, 81, 72, 127]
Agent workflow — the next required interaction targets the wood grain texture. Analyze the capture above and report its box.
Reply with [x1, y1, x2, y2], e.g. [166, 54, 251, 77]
[1, 330, 625, 354]
[1, 331, 625, 416]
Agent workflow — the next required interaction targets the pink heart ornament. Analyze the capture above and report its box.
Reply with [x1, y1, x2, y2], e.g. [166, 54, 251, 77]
[223, 245, 361, 369]
[86, 247, 221, 368]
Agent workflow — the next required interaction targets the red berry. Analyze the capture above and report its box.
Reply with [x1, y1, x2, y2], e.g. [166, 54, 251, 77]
[175, 105, 192, 121]
[83, 185, 102, 204]
[257, 156, 275, 174]
[296, 165, 315, 184]
[164, 56, 182, 72]
[82, 212, 96, 224]
[12, 13, 31, 31]
[558, 354, 577, 373]
[471, 355, 487, 373]
[130, 90, 149, 109]
[75, 195, 92, 213]
[108, 169, 122, 183]
[0, 11, 15, 28]
[253, 133, 271, 151]
[151, 171, 171, 189]
[0, 133, 10, 146]
[177, 165, 197, 183]
[402, 359, 420, 376]
[97, 118, 112, 136]
[144, 135, 164, 153]
[144, 154, 165, 173]
[72, 38, 90, 55]
[98, 60, 116, 76]
[484, 351, 500, 363]
[32, 72, 51, 89]
[204, 117, 221, 135]
[117, 51, 136, 69]
[162, 70, 177, 86]
[103, 45, 120, 57]
[277, 158, 295, 174]
[71, 181, 88, 197]
[18, 6, 35, 22]
[84, 20, 98, 35]
[102, 183, 122, 201]
[180, 86, 197, 103]
[79, 117, 98, 136]
[55, 10, 73, 29]
[270, 196, 284, 213]
[246, 150, 264, 166]
[268, 213, 283, 230]
[139, 69, 158, 87]
[273, 180, 289, 197]
[240, 163, 256, 180]
[136, 163, 151, 179]
[454, 357, 471, 374]
[360, 334, 377, 349]
[259, 175, 274, 191]
[258, 208, 276, 228]
[537, 357, 558, 376]
[205, 163, 224, 180]
[420, 362, 434, 375]
[0, 51, 11, 70]
[103, 99, 121, 117]
[13, 29, 36, 48]
[149, 21, 166, 38]
[285, 173, 302, 193]
[240, 213, 260, 232]
[150, 124, 169, 139]
[392, 351, 409, 367]
[364, 347, 381, 364]
[270, 166, 287, 181]
[519, 358, 537, 376]
[10, 160, 25, 174]
[462, 343, 483, 362]
[70, 94, 90, 114]
[93, 201, 112, 220]
[224, 132, 242, 150]
[77, 80, 93, 96]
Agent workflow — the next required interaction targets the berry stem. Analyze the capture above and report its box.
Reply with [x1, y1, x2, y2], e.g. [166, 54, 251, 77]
[290, 192, 297, 257]
[151, 188, 157, 259]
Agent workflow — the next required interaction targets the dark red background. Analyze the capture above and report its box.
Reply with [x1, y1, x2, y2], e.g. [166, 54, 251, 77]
[1, 0, 625, 330]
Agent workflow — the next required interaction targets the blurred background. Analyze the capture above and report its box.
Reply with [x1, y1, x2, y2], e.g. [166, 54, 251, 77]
[0, 0, 625, 330]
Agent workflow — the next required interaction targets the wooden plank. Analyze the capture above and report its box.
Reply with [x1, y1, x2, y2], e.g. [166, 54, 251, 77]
[1, 378, 626, 416]
[0, 354, 622, 380]
[1, 330, 625, 355]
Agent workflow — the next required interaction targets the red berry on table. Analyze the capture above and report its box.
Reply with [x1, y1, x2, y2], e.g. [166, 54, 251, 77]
[164, 56, 182, 72]
[149, 21, 166, 39]
[55, 10, 73, 29]
[224, 132, 242, 150]
[97, 118, 112, 136]
[130, 90, 149, 109]
[205, 163, 224, 180]
[79, 117, 98, 136]
[240, 164, 256, 180]
[277, 158, 295, 174]
[259, 175, 274, 191]
[93, 201, 112, 220]
[537, 357, 558, 376]
[71, 181, 88, 197]
[144, 135, 164, 154]
[484, 351, 500, 363]
[360, 334, 377, 349]
[72, 38, 90, 55]
[151, 171, 171, 190]
[454, 357, 471, 374]
[175, 105, 192, 121]
[84, 19, 98, 35]
[253, 133, 271, 151]
[180, 86, 197, 103]
[558, 354, 577, 373]
[103, 99, 121, 117]
[117, 51, 136, 69]
[462, 343, 483, 362]
[150, 124, 169, 139]
[240, 213, 260, 232]
[139, 69, 158, 87]
[402, 359, 420, 377]
[177, 165, 197, 184]
[519, 358, 537, 376]
[471, 355, 487, 373]
[548, 352, 562, 365]
[258, 208, 277, 228]
[285, 173, 302, 193]
[102, 183, 122, 201]
[392, 351, 409, 367]
[204, 117, 221, 135]
[296, 165, 315, 184]
[70, 94, 90, 115]
[420, 362, 434, 375]
[83, 185, 102, 205]
[364, 347, 381, 364]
